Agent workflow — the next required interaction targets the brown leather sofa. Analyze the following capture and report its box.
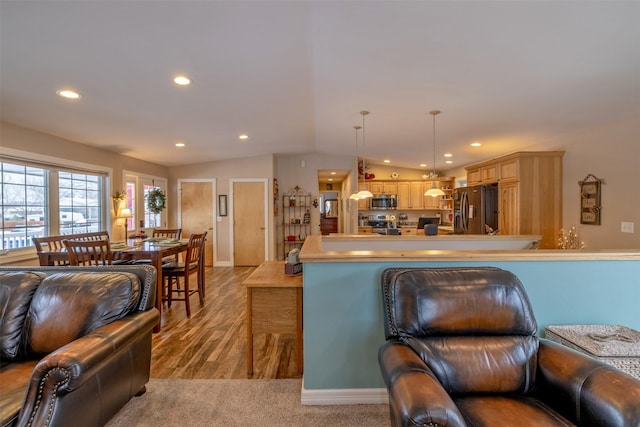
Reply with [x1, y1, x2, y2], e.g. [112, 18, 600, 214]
[0, 265, 160, 427]
[379, 267, 640, 427]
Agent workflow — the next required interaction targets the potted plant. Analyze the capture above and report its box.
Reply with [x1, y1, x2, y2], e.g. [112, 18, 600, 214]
[112, 190, 127, 213]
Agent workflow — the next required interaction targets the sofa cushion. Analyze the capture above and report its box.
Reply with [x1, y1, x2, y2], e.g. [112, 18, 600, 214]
[0, 272, 43, 360]
[25, 272, 141, 354]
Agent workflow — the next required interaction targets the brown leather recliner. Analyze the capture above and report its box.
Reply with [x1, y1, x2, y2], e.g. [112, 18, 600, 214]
[379, 267, 640, 427]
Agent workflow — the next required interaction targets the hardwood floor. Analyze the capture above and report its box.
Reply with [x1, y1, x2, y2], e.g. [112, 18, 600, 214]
[150, 266, 302, 380]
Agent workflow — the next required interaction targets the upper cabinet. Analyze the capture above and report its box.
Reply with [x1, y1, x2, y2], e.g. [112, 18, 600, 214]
[465, 151, 564, 249]
[362, 177, 454, 215]
[468, 164, 498, 185]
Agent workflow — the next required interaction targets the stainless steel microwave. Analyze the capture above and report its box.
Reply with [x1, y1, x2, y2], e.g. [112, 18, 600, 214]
[370, 194, 397, 210]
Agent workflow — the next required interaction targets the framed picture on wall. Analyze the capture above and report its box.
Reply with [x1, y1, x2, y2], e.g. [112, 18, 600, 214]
[579, 175, 601, 225]
[218, 194, 228, 217]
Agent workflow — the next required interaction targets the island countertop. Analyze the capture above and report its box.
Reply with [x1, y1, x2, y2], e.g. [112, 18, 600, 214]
[299, 235, 640, 262]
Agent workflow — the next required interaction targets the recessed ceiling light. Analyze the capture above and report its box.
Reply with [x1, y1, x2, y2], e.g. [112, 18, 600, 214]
[173, 75, 191, 86]
[420, 163, 427, 167]
[383, 160, 391, 163]
[445, 160, 453, 164]
[330, 172, 336, 175]
[444, 153, 453, 157]
[175, 142, 185, 147]
[471, 142, 482, 147]
[56, 89, 81, 99]
[328, 178, 333, 181]
[239, 134, 249, 140]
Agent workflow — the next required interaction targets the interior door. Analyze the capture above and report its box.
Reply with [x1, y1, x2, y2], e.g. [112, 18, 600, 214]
[179, 181, 214, 266]
[233, 181, 265, 266]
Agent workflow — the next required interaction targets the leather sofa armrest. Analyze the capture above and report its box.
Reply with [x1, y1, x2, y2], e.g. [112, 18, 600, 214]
[16, 309, 159, 426]
[379, 339, 467, 427]
[537, 339, 640, 427]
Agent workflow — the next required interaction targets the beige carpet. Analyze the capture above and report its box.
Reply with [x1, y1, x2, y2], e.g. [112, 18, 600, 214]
[106, 379, 390, 427]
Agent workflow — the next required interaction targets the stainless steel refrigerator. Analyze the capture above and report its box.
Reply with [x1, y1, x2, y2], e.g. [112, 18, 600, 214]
[454, 184, 498, 234]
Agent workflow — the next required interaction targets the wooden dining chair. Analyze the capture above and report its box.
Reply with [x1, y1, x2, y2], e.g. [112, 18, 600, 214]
[63, 238, 114, 266]
[152, 228, 182, 239]
[161, 232, 207, 317]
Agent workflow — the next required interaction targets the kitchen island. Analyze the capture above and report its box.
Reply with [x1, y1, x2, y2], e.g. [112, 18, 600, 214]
[298, 235, 640, 405]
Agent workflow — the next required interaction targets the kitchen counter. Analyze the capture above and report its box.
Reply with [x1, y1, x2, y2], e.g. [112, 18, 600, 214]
[312, 233, 542, 253]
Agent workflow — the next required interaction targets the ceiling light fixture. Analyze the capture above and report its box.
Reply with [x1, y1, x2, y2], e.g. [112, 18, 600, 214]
[383, 159, 390, 163]
[175, 142, 185, 147]
[349, 125, 362, 200]
[471, 141, 482, 147]
[356, 111, 373, 200]
[173, 75, 191, 86]
[424, 110, 446, 198]
[56, 89, 81, 99]
[239, 134, 249, 140]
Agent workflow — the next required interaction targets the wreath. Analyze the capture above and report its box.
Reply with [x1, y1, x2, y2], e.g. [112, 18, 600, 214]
[146, 188, 166, 214]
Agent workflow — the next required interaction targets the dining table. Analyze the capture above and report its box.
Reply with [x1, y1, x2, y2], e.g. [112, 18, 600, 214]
[112, 239, 190, 332]
[36, 238, 189, 333]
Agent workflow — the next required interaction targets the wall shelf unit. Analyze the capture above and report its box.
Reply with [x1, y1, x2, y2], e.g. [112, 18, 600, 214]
[282, 186, 312, 259]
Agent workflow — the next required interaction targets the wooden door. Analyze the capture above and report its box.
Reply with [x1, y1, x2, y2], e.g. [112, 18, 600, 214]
[233, 181, 265, 266]
[180, 181, 214, 266]
[499, 182, 519, 235]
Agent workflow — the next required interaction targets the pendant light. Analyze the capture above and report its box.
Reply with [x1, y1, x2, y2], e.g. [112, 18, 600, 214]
[424, 110, 446, 197]
[356, 110, 373, 199]
[349, 125, 362, 200]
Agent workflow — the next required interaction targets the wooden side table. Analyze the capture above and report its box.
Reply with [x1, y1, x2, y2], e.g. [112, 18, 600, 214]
[244, 261, 303, 375]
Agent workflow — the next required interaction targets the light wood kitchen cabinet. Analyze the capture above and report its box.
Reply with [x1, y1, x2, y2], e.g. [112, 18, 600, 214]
[466, 151, 563, 249]
[481, 164, 498, 183]
[369, 181, 384, 194]
[423, 181, 441, 210]
[357, 182, 370, 210]
[498, 158, 519, 182]
[400, 227, 417, 236]
[397, 182, 411, 210]
[409, 182, 425, 209]
[498, 181, 519, 235]
[383, 181, 398, 194]
[366, 181, 398, 195]
[467, 168, 481, 185]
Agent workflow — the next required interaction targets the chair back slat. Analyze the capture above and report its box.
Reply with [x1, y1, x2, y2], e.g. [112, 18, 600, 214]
[63, 238, 113, 266]
[153, 228, 182, 240]
[185, 232, 207, 267]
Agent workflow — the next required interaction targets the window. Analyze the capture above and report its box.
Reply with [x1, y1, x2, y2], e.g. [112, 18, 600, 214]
[124, 172, 167, 233]
[59, 172, 103, 234]
[1, 163, 47, 250]
[1, 159, 106, 251]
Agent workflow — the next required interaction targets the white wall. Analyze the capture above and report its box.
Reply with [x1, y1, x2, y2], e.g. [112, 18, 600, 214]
[552, 114, 640, 249]
[169, 154, 276, 264]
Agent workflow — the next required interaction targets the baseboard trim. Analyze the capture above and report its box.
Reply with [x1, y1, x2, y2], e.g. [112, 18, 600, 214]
[300, 383, 388, 405]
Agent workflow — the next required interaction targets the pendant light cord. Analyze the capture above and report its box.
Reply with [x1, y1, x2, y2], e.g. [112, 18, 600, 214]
[429, 110, 441, 178]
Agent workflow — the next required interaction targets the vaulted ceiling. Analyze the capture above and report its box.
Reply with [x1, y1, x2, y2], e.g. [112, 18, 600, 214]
[1, 1, 639, 172]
